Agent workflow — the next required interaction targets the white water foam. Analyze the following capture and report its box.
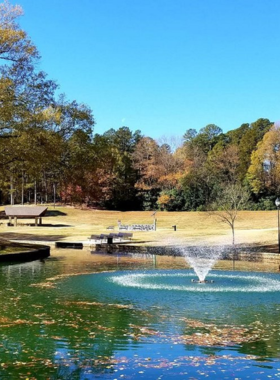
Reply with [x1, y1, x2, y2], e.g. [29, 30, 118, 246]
[109, 272, 280, 293]
[179, 246, 224, 282]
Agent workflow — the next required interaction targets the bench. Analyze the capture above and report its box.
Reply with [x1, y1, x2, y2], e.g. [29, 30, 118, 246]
[118, 232, 133, 240]
[88, 232, 133, 244]
[106, 233, 119, 241]
[88, 234, 103, 241]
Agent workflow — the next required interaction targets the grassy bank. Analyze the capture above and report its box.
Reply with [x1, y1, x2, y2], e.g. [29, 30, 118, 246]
[0, 240, 33, 254]
[0, 205, 278, 250]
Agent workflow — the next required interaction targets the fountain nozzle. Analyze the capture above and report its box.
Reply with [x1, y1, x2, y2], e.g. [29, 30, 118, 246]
[191, 279, 214, 284]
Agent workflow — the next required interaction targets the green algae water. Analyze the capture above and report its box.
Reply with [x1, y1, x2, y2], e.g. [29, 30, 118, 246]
[0, 250, 280, 379]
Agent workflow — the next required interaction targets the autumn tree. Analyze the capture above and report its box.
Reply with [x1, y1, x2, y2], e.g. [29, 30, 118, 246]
[208, 143, 240, 185]
[247, 123, 280, 197]
[0, 0, 39, 138]
[238, 118, 273, 181]
[57, 130, 90, 204]
[0, 1, 37, 64]
[152, 137, 185, 210]
[133, 137, 159, 187]
[0, 1, 96, 204]
[157, 193, 171, 210]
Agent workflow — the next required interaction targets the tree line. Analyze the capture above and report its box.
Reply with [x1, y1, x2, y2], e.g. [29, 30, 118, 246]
[0, 1, 278, 211]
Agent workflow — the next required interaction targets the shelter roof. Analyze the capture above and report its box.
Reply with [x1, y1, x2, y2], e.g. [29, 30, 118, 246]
[5, 206, 48, 217]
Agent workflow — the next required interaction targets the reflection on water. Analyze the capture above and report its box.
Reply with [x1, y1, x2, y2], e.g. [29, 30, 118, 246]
[0, 250, 279, 379]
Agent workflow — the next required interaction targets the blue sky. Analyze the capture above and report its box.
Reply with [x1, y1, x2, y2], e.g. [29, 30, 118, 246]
[15, 0, 280, 139]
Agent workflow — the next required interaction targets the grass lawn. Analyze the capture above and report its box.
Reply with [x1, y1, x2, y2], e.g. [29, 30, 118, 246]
[0, 205, 278, 250]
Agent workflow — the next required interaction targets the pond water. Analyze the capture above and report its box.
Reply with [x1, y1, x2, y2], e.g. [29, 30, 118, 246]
[1, 250, 280, 379]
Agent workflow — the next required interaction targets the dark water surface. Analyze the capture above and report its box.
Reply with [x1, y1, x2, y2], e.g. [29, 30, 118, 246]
[0, 250, 280, 379]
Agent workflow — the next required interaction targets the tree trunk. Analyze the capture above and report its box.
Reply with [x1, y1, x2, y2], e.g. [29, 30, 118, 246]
[53, 182, 56, 209]
[34, 180, 37, 205]
[21, 172, 24, 205]
[10, 176, 14, 205]
[231, 223, 235, 245]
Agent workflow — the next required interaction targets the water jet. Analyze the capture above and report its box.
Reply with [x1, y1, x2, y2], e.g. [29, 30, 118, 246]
[178, 245, 224, 282]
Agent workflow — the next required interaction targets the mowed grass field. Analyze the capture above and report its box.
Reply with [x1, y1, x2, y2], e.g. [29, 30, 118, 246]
[0, 205, 278, 249]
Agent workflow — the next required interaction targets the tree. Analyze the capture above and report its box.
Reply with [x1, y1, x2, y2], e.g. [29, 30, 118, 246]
[0, 1, 95, 204]
[132, 135, 185, 209]
[238, 118, 273, 180]
[89, 127, 141, 210]
[0, 65, 59, 141]
[157, 193, 171, 210]
[208, 144, 240, 185]
[51, 95, 94, 138]
[132, 137, 160, 189]
[157, 134, 183, 153]
[156, 143, 184, 191]
[183, 128, 197, 144]
[181, 164, 218, 210]
[0, 0, 38, 65]
[185, 124, 223, 155]
[208, 183, 250, 245]
[0, 1, 39, 140]
[181, 133, 220, 211]
[247, 123, 280, 196]
[226, 123, 250, 146]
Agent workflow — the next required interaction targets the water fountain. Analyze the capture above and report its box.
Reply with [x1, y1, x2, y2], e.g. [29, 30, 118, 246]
[178, 245, 224, 282]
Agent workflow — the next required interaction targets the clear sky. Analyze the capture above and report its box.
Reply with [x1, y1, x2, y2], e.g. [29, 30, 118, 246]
[14, 0, 280, 139]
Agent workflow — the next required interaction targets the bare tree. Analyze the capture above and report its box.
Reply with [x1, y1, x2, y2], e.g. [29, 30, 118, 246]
[208, 183, 250, 245]
[157, 134, 183, 153]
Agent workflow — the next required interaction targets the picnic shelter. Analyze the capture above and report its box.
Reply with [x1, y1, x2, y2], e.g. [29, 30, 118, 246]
[5, 206, 48, 226]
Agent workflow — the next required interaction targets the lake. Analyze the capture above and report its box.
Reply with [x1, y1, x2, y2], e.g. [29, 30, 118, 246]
[0, 249, 280, 379]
